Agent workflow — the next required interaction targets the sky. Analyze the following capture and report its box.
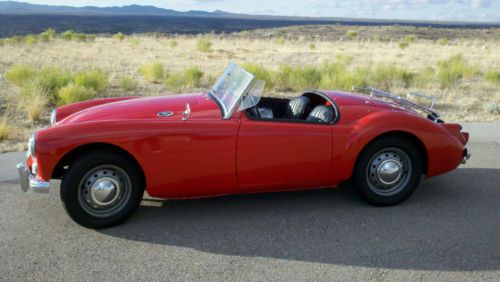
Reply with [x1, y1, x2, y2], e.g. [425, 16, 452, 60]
[18, 0, 500, 22]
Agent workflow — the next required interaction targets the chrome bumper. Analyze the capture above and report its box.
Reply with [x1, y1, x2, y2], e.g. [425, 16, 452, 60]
[17, 162, 50, 193]
[461, 147, 471, 164]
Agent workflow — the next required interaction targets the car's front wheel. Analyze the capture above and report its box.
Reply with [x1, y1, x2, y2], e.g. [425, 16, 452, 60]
[60, 151, 144, 229]
[353, 136, 423, 206]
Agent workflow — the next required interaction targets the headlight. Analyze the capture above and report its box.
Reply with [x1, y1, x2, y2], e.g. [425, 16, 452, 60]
[50, 109, 57, 125]
[28, 132, 36, 158]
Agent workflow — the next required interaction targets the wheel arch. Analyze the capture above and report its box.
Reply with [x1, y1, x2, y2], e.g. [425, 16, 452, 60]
[52, 142, 146, 188]
[353, 130, 429, 177]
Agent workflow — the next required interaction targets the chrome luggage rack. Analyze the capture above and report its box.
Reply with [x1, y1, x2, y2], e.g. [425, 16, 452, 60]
[352, 86, 441, 122]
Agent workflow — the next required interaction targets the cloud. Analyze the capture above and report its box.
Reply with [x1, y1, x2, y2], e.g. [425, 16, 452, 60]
[470, 0, 492, 8]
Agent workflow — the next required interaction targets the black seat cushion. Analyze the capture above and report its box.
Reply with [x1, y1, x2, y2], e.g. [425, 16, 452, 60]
[306, 105, 334, 123]
[286, 96, 310, 119]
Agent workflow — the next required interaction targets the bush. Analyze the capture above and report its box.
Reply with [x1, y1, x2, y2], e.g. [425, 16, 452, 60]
[275, 37, 286, 46]
[60, 30, 75, 41]
[139, 62, 165, 83]
[345, 30, 358, 39]
[0, 113, 11, 141]
[25, 92, 48, 122]
[309, 44, 316, 50]
[484, 70, 500, 85]
[414, 66, 436, 88]
[164, 72, 187, 91]
[24, 34, 38, 45]
[399, 41, 409, 49]
[320, 63, 369, 90]
[196, 39, 212, 52]
[403, 35, 416, 43]
[437, 54, 478, 88]
[39, 28, 56, 42]
[274, 65, 293, 90]
[184, 67, 204, 87]
[118, 77, 138, 91]
[113, 32, 125, 41]
[58, 84, 96, 105]
[437, 38, 449, 45]
[371, 65, 416, 89]
[4, 65, 37, 87]
[241, 63, 274, 90]
[288, 66, 322, 91]
[35, 67, 73, 100]
[74, 69, 108, 92]
[168, 40, 178, 48]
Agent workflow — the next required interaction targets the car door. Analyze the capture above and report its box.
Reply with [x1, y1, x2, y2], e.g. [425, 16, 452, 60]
[236, 115, 333, 190]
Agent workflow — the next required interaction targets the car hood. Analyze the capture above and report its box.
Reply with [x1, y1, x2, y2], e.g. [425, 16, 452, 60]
[58, 93, 221, 125]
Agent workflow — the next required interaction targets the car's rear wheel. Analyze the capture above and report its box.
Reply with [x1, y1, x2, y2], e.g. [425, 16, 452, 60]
[60, 151, 144, 229]
[353, 136, 423, 206]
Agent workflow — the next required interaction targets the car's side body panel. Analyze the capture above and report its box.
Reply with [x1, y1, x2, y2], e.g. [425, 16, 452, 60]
[33, 91, 468, 200]
[236, 114, 333, 191]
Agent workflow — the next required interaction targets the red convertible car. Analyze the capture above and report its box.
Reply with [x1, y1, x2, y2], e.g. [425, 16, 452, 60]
[17, 63, 470, 228]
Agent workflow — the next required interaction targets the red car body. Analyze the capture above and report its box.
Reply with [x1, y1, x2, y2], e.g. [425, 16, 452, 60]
[29, 91, 469, 199]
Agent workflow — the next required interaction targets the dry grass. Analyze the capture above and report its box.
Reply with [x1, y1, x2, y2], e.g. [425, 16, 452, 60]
[0, 26, 499, 153]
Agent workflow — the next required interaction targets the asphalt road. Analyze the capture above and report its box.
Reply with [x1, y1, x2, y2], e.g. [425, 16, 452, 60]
[1, 123, 499, 281]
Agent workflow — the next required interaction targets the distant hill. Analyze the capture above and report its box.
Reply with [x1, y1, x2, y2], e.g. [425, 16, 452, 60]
[0, 0, 498, 26]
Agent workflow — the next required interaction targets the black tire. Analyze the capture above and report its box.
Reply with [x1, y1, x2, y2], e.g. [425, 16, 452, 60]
[60, 151, 144, 229]
[353, 136, 423, 206]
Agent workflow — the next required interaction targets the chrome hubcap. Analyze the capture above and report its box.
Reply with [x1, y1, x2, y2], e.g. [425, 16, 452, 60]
[376, 159, 402, 185]
[78, 165, 131, 218]
[367, 148, 412, 196]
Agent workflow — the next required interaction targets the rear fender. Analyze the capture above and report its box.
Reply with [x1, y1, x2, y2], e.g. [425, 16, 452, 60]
[333, 111, 464, 183]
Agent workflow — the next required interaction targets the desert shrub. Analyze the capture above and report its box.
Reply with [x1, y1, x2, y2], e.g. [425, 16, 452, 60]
[24, 34, 38, 45]
[8, 35, 24, 44]
[345, 30, 358, 39]
[71, 32, 87, 42]
[113, 32, 125, 41]
[486, 103, 500, 115]
[437, 38, 449, 45]
[164, 72, 187, 91]
[168, 40, 178, 48]
[0, 112, 11, 141]
[36, 67, 73, 96]
[320, 63, 369, 90]
[25, 92, 48, 122]
[196, 39, 212, 52]
[184, 67, 204, 87]
[403, 35, 416, 43]
[371, 65, 416, 89]
[275, 37, 286, 46]
[414, 66, 436, 88]
[241, 63, 274, 89]
[240, 30, 250, 36]
[288, 66, 322, 91]
[0, 38, 6, 46]
[335, 54, 354, 65]
[60, 30, 76, 41]
[399, 41, 409, 49]
[86, 34, 96, 42]
[4, 65, 37, 87]
[309, 44, 316, 50]
[139, 62, 165, 83]
[39, 28, 56, 42]
[274, 65, 293, 90]
[484, 70, 500, 85]
[74, 69, 108, 92]
[437, 54, 478, 88]
[118, 77, 138, 91]
[58, 84, 96, 105]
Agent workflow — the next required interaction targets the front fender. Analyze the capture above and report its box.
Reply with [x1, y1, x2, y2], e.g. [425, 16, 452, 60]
[55, 97, 138, 122]
[333, 111, 465, 183]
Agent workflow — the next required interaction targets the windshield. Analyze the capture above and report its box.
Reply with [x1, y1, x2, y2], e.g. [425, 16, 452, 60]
[209, 63, 255, 119]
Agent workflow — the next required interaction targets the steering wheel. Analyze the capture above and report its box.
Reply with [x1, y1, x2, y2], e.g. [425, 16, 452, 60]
[251, 105, 261, 119]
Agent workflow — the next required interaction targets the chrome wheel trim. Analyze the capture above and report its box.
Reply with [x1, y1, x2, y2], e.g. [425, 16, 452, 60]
[77, 165, 132, 218]
[366, 147, 412, 196]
